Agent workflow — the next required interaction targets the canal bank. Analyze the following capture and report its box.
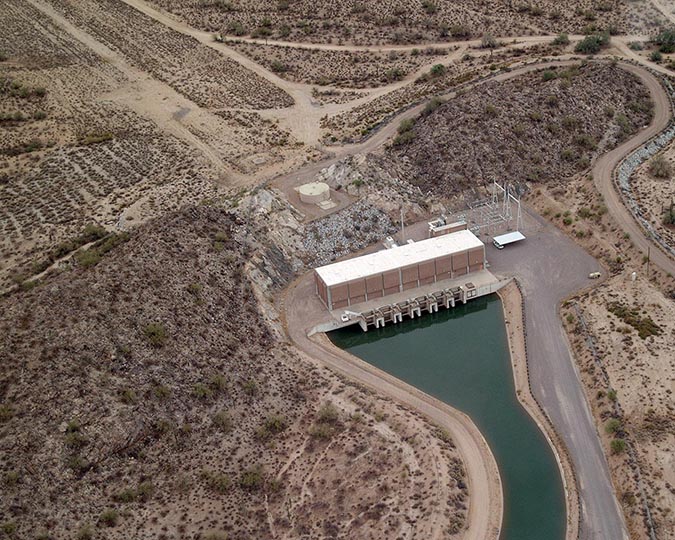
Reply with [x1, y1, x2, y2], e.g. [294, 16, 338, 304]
[329, 289, 570, 540]
[497, 282, 579, 540]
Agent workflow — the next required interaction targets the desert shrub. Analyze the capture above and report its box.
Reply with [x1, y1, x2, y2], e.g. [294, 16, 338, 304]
[136, 482, 154, 501]
[605, 418, 622, 434]
[649, 154, 671, 178]
[192, 383, 213, 400]
[542, 70, 557, 81]
[256, 414, 287, 440]
[430, 63, 446, 77]
[654, 28, 675, 53]
[309, 422, 334, 439]
[607, 302, 662, 339]
[397, 118, 415, 134]
[575, 33, 609, 54]
[393, 130, 415, 146]
[143, 323, 167, 347]
[0, 404, 13, 422]
[552, 33, 570, 46]
[239, 466, 264, 490]
[422, 96, 443, 117]
[385, 67, 405, 81]
[1, 522, 16, 535]
[484, 104, 499, 117]
[270, 59, 287, 73]
[317, 402, 339, 424]
[201, 470, 230, 493]
[610, 439, 626, 454]
[664, 203, 675, 225]
[422, 0, 437, 14]
[152, 384, 171, 400]
[450, 25, 471, 38]
[99, 509, 118, 527]
[628, 41, 644, 51]
[650, 51, 663, 63]
[75, 525, 94, 540]
[212, 409, 232, 432]
[226, 21, 247, 36]
[80, 133, 113, 146]
[481, 34, 497, 49]
[242, 379, 258, 396]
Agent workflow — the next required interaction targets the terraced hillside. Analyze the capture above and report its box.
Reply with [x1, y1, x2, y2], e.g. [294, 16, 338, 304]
[149, 0, 663, 44]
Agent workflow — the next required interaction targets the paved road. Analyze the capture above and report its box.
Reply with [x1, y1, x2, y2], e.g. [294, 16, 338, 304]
[487, 210, 627, 540]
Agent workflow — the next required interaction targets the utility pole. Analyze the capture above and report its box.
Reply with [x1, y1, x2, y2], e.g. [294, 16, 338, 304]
[400, 206, 405, 243]
[647, 245, 650, 280]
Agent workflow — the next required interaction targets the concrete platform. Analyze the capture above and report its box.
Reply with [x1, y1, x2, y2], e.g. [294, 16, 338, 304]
[308, 269, 509, 334]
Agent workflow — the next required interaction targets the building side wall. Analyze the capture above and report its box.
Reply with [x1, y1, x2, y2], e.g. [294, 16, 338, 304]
[318, 243, 486, 310]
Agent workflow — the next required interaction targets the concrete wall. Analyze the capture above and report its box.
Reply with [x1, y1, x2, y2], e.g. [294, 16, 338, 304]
[316, 244, 485, 310]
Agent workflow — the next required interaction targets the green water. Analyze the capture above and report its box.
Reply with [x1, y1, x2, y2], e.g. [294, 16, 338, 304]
[329, 295, 565, 540]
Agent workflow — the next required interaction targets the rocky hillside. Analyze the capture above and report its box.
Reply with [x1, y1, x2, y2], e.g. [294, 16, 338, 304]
[0, 206, 468, 539]
[390, 62, 653, 198]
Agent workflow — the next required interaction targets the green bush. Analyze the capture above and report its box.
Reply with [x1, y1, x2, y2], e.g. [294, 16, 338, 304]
[552, 33, 570, 46]
[649, 154, 671, 178]
[605, 418, 622, 434]
[143, 323, 167, 347]
[574, 33, 609, 54]
[201, 470, 230, 493]
[239, 466, 264, 490]
[430, 63, 446, 77]
[654, 28, 675, 53]
[99, 509, 118, 527]
[212, 409, 233, 432]
[610, 439, 626, 454]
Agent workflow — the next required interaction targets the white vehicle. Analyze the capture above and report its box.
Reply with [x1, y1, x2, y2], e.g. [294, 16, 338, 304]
[589, 272, 601, 279]
[492, 231, 526, 249]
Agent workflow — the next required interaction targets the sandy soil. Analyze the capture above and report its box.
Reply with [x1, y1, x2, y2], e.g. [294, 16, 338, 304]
[562, 275, 675, 540]
[632, 149, 675, 249]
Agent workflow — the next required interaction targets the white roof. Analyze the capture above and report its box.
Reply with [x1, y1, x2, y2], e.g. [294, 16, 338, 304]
[493, 231, 526, 245]
[315, 230, 483, 287]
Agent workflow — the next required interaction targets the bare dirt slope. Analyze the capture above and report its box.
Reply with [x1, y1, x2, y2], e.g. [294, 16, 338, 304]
[390, 62, 653, 197]
[0, 206, 469, 540]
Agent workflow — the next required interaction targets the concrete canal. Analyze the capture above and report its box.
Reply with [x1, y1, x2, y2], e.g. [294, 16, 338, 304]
[329, 294, 566, 540]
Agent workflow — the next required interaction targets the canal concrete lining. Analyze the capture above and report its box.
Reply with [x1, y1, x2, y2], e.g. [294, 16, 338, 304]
[488, 208, 629, 540]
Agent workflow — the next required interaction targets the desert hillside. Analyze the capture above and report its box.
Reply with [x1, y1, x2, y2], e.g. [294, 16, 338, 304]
[390, 62, 653, 197]
[0, 206, 468, 539]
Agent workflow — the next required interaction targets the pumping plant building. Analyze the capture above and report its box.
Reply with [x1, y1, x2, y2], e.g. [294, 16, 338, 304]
[314, 230, 486, 310]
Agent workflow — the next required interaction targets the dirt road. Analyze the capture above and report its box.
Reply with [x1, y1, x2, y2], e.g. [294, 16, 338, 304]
[591, 63, 675, 277]
[282, 275, 503, 540]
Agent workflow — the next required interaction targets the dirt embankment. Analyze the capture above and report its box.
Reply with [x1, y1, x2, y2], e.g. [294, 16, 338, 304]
[0, 206, 470, 540]
[390, 62, 653, 197]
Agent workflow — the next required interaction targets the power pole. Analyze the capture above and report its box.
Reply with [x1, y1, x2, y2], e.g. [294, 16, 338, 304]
[400, 206, 405, 243]
[647, 246, 650, 279]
